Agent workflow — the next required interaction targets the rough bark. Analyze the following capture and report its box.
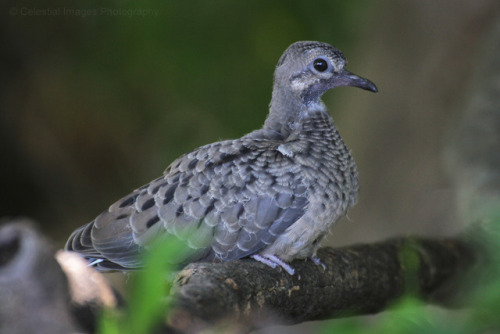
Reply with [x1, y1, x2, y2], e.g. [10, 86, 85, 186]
[168, 237, 477, 332]
[0, 219, 479, 334]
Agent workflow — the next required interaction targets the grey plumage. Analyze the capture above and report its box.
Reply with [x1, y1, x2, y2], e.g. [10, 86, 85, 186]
[66, 41, 377, 274]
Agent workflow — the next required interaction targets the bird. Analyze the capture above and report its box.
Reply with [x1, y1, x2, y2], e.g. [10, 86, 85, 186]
[65, 41, 377, 275]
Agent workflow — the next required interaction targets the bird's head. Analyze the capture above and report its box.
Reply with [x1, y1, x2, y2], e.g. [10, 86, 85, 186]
[273, 41, 378, 106]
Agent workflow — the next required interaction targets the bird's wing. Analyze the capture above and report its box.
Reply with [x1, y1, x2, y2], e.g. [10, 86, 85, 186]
[66, 137, 309, 271]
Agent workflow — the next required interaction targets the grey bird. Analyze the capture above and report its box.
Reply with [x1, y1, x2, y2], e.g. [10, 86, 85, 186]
[65, 41, 377, 275]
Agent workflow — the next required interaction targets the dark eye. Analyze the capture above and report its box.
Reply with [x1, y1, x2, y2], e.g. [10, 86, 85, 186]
[313, 58, 328, 72]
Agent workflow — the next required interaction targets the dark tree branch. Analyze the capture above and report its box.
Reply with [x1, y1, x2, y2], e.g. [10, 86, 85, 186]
[0, 219, 482, 333]
[168, 237, 478, 332]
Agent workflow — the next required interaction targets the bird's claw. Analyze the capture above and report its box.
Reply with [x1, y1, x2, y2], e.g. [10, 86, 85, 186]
[310, 256, 326, 270]
[252, 254, 295, 275]
[88, 258, 104, 267]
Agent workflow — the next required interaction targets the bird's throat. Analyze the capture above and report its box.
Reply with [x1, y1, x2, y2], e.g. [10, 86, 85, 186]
[265, 89, 326, 138]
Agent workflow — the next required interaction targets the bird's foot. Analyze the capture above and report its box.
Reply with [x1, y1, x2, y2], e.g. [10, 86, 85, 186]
[88, 258, 104, 267]
[310, 256, 326, 270]
[251, 254, 295, 275]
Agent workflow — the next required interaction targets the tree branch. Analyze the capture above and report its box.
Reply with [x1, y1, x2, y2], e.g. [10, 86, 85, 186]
[0, 219, 482, 333]
[168, 237, 478, 332]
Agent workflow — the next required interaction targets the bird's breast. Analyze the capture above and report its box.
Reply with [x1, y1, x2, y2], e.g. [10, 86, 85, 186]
[286, 110, 359, 218]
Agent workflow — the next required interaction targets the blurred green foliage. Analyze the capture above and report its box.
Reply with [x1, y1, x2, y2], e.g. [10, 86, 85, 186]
[98, 236, 189, 334]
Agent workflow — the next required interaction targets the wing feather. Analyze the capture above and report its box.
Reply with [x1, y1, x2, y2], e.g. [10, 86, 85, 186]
[65, 133, 309, 271]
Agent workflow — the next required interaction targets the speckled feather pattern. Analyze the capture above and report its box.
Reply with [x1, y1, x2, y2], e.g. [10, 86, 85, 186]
[66, 41, 376, 272]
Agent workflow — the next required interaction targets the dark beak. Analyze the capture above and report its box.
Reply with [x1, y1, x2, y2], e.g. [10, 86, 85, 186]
[333, 69, 378, 93]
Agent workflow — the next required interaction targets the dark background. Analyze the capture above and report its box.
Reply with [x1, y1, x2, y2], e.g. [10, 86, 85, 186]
[1, 0, 498, 262]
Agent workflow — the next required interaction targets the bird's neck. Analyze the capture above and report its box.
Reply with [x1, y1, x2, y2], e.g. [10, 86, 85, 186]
[264, 85, 327, 137]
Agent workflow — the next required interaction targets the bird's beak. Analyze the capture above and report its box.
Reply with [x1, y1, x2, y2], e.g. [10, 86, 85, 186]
[332, 69, 378, 93]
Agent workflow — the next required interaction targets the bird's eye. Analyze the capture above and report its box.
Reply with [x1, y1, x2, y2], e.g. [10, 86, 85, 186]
[313, 58, 328, 72]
